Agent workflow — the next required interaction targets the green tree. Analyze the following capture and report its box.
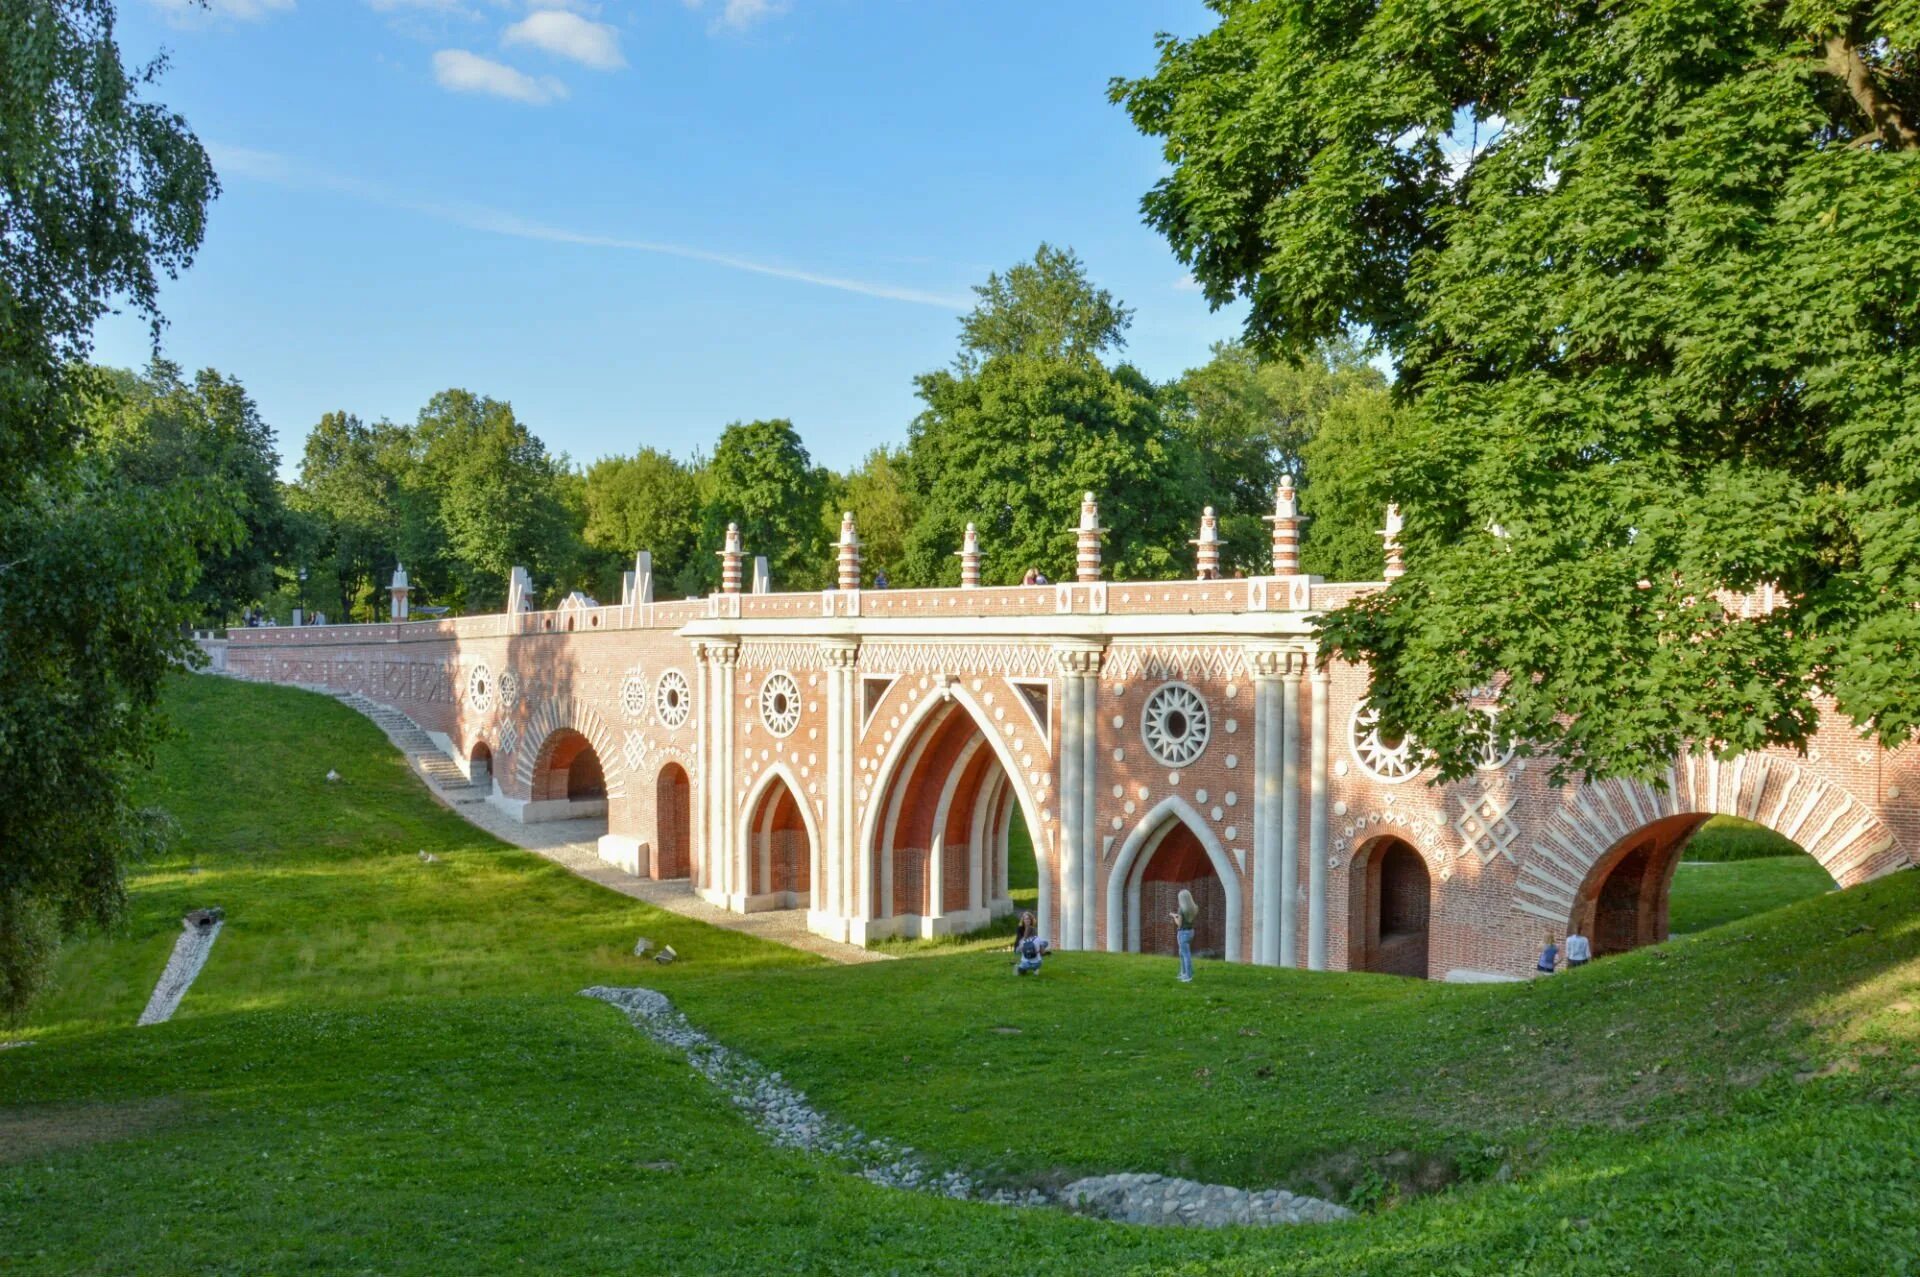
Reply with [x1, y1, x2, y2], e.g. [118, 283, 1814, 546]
[955, 243, 1132, 371]
[901, 356, 1197, 586]
[88, 361, 286, 623]
[698, 420, 830, 593]
[581, 448, 700, 595]
[840, 446, 913, 586]
[1294, 386, 1405, 583]
[1165, 338, 1386, 575]
[288, 411, 405, 622]
[411, 390, 577, 610]
[0, 0, 220, 1017]
[1115, 0, 1920, 780]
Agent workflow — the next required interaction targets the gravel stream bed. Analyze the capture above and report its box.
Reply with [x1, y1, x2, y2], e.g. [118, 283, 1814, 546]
[583, 985, 1350, 1229]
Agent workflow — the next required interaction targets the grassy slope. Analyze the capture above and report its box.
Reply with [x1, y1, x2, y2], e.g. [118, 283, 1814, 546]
[3, 676, 1917, 1275]
[1671, 857, 1836, 934]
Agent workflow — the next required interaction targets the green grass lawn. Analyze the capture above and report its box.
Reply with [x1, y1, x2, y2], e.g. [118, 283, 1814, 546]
[1670, 857, 1837, 934]
[4, 675, 1918, 1274]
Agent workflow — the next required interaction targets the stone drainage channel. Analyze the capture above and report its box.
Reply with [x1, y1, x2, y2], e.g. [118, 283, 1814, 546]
[583, 986, 1350, 1230]
[138, 909, 225, 1026]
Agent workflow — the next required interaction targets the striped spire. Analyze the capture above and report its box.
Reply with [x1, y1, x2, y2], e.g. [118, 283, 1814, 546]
[718, 522, 744, 595]
[836, 511, 862, 591]
[1266, 475, 1301, 575]
[1074, 492, 1104, 583]
[956, 522, 982, 588]
[1190, 505, 1224, 580]
[1381, 504, 1406, 582]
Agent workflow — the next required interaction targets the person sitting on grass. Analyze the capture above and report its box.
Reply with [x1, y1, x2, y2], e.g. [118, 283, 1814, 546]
[1536, 934, 1559, 975]
[1014, 932, 1050, 976]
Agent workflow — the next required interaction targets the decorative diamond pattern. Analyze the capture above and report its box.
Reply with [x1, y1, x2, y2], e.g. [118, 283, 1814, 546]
[1455, 789, 1520, 863]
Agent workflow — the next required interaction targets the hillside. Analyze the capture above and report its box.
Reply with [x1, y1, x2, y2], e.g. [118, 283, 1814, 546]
[2, 675, 1915, 1274]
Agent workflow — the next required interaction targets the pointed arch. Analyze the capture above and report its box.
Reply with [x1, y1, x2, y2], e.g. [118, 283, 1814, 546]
[1106, 795, 1244, 963]
[857, 681, 1053, 937]
[738, 760, 820, 911]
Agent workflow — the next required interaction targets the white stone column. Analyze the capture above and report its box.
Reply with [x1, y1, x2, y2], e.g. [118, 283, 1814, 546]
[1052, 643, 1103, 949]
[1280, 657, 1303, 968]
[1307, 662, 1330, 970]
[1250, 648, 1283, 966]
[1055, 658, 1083, 948]
[710, 640, 742, 912]
[816, 640, 859, 941]
[692, 641, 710, 894]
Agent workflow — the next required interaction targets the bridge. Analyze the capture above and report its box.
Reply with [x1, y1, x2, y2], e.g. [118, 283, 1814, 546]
[223, 489, 1917, 980]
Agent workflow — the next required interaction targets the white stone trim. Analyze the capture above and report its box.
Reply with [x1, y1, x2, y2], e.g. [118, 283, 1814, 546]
[1105, 794, 1244, 963]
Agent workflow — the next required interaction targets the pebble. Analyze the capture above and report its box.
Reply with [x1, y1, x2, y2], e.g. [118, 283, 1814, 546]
[581, 986, 1350, 1229]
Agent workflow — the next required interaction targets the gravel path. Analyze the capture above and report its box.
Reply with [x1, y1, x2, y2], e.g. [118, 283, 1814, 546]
[584, 985, 1351, 1229]
[138, 917, 223, 1026]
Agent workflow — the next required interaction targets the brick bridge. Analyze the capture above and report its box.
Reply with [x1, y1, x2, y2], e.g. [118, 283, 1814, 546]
[225, 491, 1917, 980]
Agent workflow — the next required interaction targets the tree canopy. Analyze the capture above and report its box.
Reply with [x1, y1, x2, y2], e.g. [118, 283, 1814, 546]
[1115, 0, 1920, 781]
[0, 0, 220, 1017]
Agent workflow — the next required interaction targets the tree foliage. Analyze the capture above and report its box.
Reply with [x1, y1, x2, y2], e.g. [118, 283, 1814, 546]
[1115, 0, 1920, 780]
[698, 420, 831, 593]
[581, 448, 702, 596]
[955, 243, 1133, 371]
[0, 1, 219, 1017]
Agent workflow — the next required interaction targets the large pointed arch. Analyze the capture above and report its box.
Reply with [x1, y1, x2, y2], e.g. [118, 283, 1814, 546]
[1106, 795, 1244, 963]
[857, 681, 1053, 939]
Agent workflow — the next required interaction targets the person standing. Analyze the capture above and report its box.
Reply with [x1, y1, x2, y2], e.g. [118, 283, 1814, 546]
[1536, 935, 1559, 975]
[1564, 931, 1591, 969]
[1171, 889, 1199, 983]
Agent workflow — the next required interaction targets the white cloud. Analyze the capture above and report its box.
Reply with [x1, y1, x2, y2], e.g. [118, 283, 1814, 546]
[502, 9, 625, 70]
[146, 0, 294, 22]
[684, 0, 788, 33]
[207, 143, 968, 308]
[431, 49, 566, 104]
[1174, 273, 1202, 293]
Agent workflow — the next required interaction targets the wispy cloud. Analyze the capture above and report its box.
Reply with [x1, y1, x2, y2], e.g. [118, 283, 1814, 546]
[502, 9, 625, 70]
[146, 0, 294, 22]
[208, 144, 967, 308]
[431, 49, 567, 104]
[1173, 273, 1202, 293]
[684, 0, 789, 33]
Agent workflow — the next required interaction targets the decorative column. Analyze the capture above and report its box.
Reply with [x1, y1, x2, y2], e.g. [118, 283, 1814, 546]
[1250, 648, 1283, 966]
[1307, 661, 1330, 969]
[1381, 504, 1405, 583]
[719, 523, 744, 594]
[837, 512, 862, 591]
[692, 641, 710, 893]
[1266, 476, 1301, 576]
[817, 639, 860, 941]
[1191, 506, 1224, 580]
[389, 564, 410, 621]
[1279, 653, 1303, 967]
[956, 523, 982, 588]
[709, 640, 742, 909]
[1075, 492, 1104, 583]
[1052, 643, 1103, 948]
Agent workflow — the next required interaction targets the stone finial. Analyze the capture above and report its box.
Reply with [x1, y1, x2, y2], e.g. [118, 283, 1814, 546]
[1381, 503, 1406, 582]
[1190, 506, 1224, 581]
[752, 555, 770, 595]
[390, 563, 410, 621]
[956, 522, 982, 588]
[1266, 475, 1301, 575]
[1074, 491, 1104, 583]
[718, 522, 744, 595]
[837, 510, 862, 591]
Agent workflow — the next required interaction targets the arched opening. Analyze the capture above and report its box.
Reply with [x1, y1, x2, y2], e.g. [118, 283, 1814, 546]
[1571, 814, 1837, 956]
[866, 697, 1033, 940]
[654, 763, 690, 880]
[1134, 823, 1227, 959]
[467, 741, 492, 792]
[1109, 800, 1245, 962]
[1349, 837, 1431, 978]
[746, 773, 810, 909]
[526, 728, 610, 824]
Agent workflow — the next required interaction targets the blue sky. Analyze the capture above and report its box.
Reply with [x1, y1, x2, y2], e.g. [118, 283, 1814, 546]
[95, 0, 1245, 477]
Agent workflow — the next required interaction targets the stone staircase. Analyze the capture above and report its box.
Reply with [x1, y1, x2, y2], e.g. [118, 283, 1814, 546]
[332, 692, 487, 804]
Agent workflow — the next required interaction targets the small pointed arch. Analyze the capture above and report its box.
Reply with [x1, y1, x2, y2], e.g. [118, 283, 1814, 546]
[1106, 795, 1244, 963]
[1348, 835, 1432, 978]
[738, 761, 820, 910]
